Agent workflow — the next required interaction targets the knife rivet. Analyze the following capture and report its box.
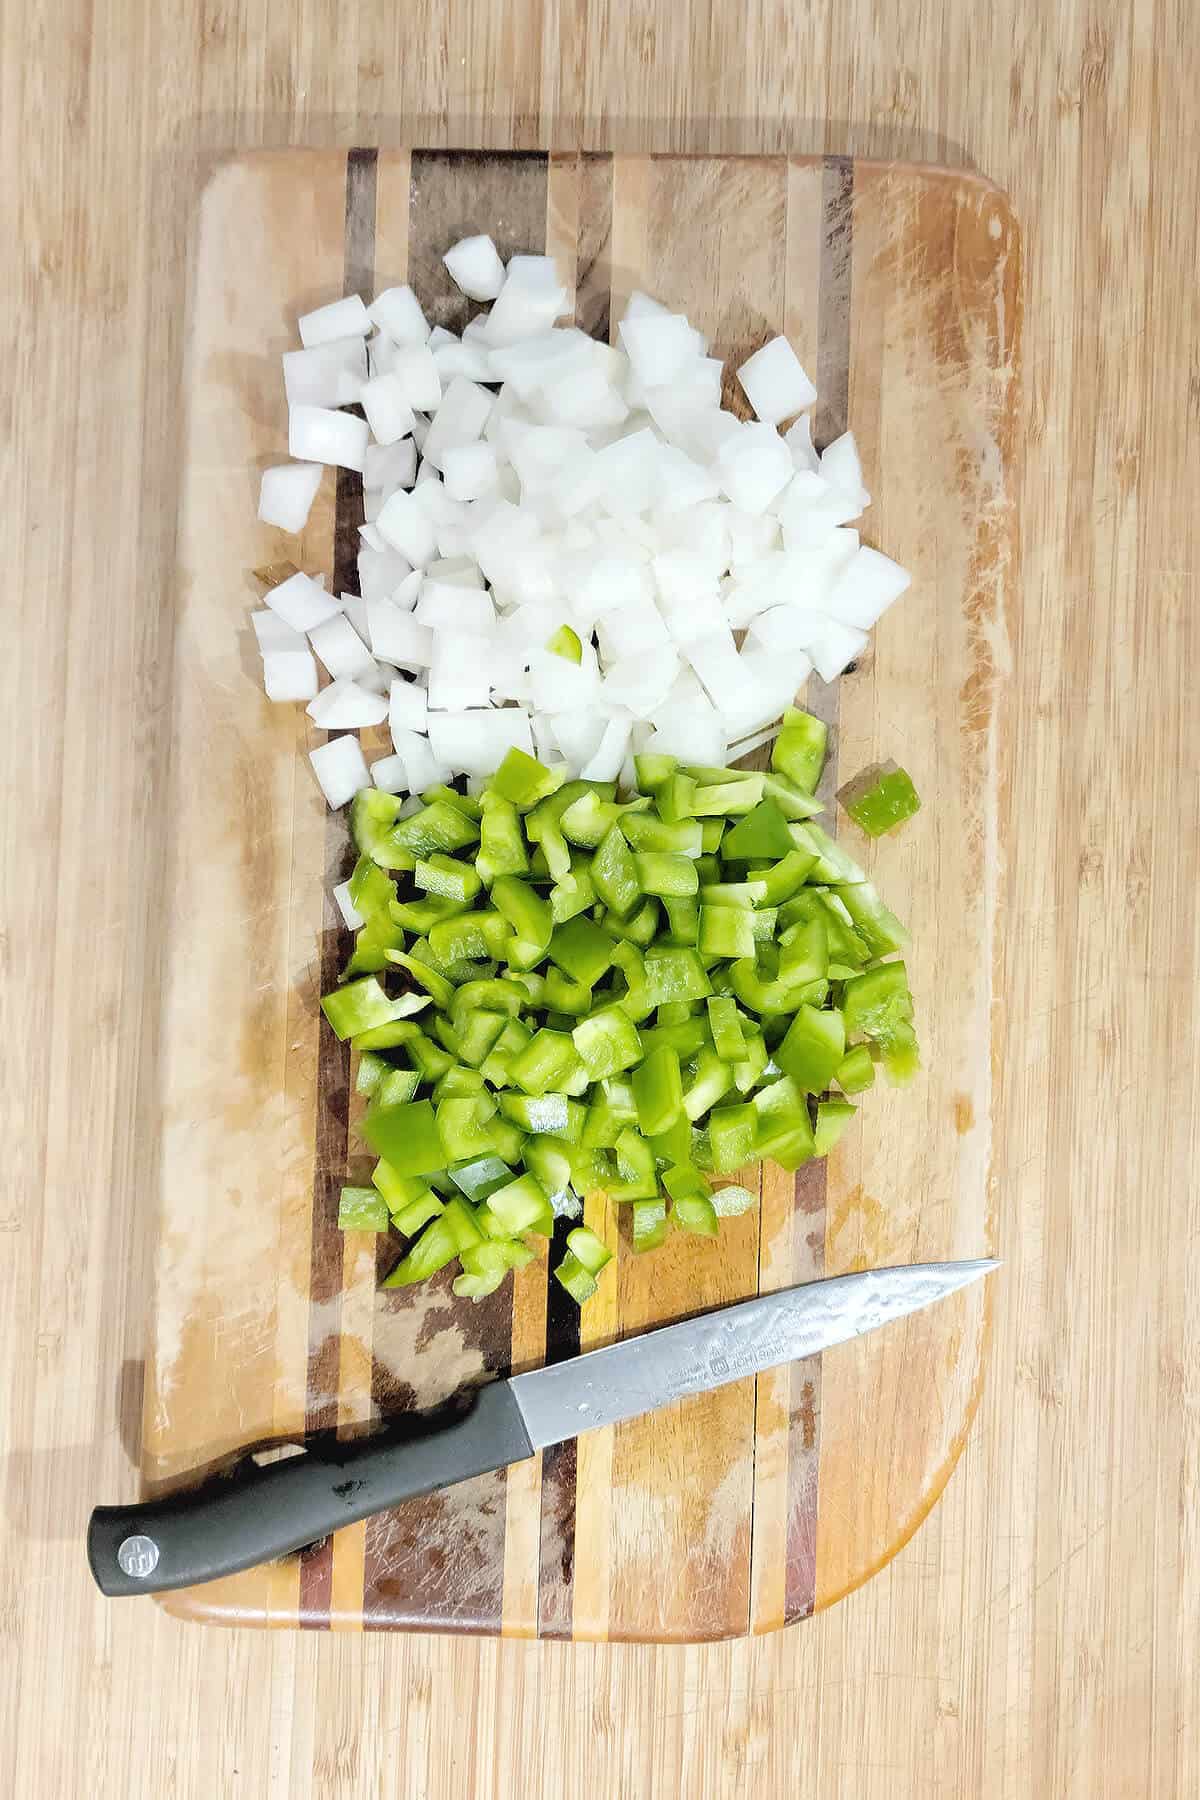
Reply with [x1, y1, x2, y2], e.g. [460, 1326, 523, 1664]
[117, 1534, 160, 1578]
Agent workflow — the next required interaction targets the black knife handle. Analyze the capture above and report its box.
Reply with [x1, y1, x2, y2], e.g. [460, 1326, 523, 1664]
[87, 1380, 532, 1597]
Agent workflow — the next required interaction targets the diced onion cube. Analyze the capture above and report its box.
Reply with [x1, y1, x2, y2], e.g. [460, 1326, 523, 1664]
[289, 405, 369, 473]
[369, 285, 430, 346]
[307, 680, 389, 729]
[262, 649, 318, 702]
[388, 677, 428, 741]
[376, 489, 438, 566]
[443, 234, 506, 301]
[389, 345, 442, 413]
[308, 613, 375, 681]
[360, 373, 416, 446]
[265, 571, 341, 633]
[298, 294, 370, 348]
[333, 879, 365, 928]
[309, 734, 370, 808]
[737, 336, 817, 426]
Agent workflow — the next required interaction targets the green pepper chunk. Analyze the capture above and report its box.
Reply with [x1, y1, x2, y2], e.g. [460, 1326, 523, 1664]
[572, 1005, 644, 1080]
[491, 746, 565, 808]
[415, 853, 482, 904]
[720, 798, 796, 860]
[632, 1045, 684, 1136]
[776, 1004, 846, 1093]
[698, 905, 757, 959]
[834, 1045, 875, 1094]
[476, 792, 529, 883]
[630, 1197, 669, 1252]
[633, 852, 699, 898]
[382, 1213, 460, 1286]
[491, 875, 553, 955]
[641, 948, 712, 1007]
[707, 1102, 758, 1172]
[338, 1186, 391, 1232]
[771, 708, 827, 793]
[707, 996, 748, 1062]
[321, 976, 419, 1042]
[592, 823, 641, 917]
[841, 763, 921, 837]
[548, 915, 615, 987]
[620, 813, 703, 856]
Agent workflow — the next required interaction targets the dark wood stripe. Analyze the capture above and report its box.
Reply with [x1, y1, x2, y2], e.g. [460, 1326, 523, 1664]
[783, 156, 854, 1624]
[298, 148, 378, 1630]
[536, 1214, 583, 1638]
[361, 149, 550, 1630]
[575, 153, 614, 344]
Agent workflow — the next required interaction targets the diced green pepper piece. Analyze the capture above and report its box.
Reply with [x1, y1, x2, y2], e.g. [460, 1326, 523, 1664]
[833, 882, 910, 956]
[731, 1023, 768, 1095]
[476, 792, 529, 883]
[371, 1158, 428, 1212]
[640, 1016, 708, 1059]
[391, 1189, 444, 1235]
[658, 772, 697, 823]
[355, 1050, 390, 1097]
[682, 1047, 734, 1121]
[641, 948, 712, 1007]
[707, 1102, 758, 1172]
[321, 976, 412, 1042]
[542, 969, 593, 1014]
[559, 791, 637, 848]
[633, 852, 699, 898]
[374, 1067, 420, 1108]
[698, 905, 757, 958]
[778, 917, 828, 987]
[550, 861, 597, 924]
[880, 1022, 921, 1086]
[566, 1225, 612, 1276]
[436, 1094, 499, 1161]
[491, 746, 564, 807]
[382, 1214, 460, 1286]
[720, 798, 796, 860]
[841, 763, 921, 837]
[404, 1031, 455, 1082]
[632, 1045, 684, 1136]
[383, 948, 456, 1010]
[420, 783, 482, 821]
[484, 1173, 549, 1235]
[697, 879, 767, 907]
[601, 897, 659, 947]
[546, 622, 582, 662]
[707, 996, 748, 1062]
[491, 875, 553, 955]
[497, 1091, 572, 1135]
[414, 853, 482, 904]
[761, 774, 823, 821]
[671, 1193, 719, 1236]
[815, 1099, 856, 1156]
[448, 1155, 513, 1202]
[440, 1195, 485, 1252]
[553, 1253, 597, 1304]
[338, 1186, 391, 1232]
[351, 789, 404, 864]
[620, 813, 703, 856]
[776, 1004, 846, 1093]
[510, 1028, 579, 1096]
[455, 1009, 510, 1068]
[754, 848, 818, 906]
[771, 708, 827, 793]
[592, 823, 641, 918]
[572, 1005, 644, 1080]
[522, 1135, 576, 1202]
[710, 1184, 757, 1217]
[752, 1075, 816, 1164]
[388, 892, 469, 935]
[348, 854, 399, 919]
[790, 822, 866, 884]
[361, 1087, 449, 1173]
[549, 915, 614, 987]
[634, 752, 676, 793]
[434, 1064, 487, 1101]
[835, 1045, 875, 1094]
[661, 896, 699, 945]
[649, 1112, 693, 1166]
[630, 1197, 669, 1252]
[391, 798, 480, 857]
[842, 961, 914, 1041]
[692, 774, 765, 816]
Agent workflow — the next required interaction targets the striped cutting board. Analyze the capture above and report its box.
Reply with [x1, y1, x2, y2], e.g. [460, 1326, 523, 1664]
[146, 150, 1020, 1637]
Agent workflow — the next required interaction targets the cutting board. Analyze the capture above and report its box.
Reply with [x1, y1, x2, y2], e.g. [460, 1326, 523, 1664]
[146, 150, 1020, 1638]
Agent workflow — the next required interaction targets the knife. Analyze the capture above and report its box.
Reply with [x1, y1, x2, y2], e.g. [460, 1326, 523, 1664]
[87, 1259, 996, 1596]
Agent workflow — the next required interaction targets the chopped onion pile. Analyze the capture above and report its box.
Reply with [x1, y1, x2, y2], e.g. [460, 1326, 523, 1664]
[251, 235, 912, 808]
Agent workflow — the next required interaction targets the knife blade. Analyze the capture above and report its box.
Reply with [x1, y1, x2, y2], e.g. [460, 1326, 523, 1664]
[87, 1259, 996, 1597]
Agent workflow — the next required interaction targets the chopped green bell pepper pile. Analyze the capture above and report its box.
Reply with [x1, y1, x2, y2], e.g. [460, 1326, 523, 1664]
[321, 725, 919, 1306]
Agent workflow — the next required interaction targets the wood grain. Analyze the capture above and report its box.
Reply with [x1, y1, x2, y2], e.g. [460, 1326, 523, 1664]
[146, 149, 1013, 1640]
[2, 1, 1197, 1794]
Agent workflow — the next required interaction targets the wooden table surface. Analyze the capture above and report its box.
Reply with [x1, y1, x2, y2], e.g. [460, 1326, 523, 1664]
[2, 3, 1195, 1796]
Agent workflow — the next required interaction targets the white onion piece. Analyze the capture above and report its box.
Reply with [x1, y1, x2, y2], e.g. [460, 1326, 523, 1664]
[252, 610, 306, 654]
[370, 751, 410, 794]
[375, 489, 438, 566]
[307, 680, 389, 729]
[333, 880, 365, 928]
[363, 438, 417, 491]
[646, 701, 726, 767]
[257, 462, 323, 532]
[283, 338, 367, 408]
[357, 547, 413, 604]
[389, 345, 442, 412]
[399, 732, 451, 792]
[737, 336, 817, 426]
[784, 412, 820, 473]
[263, 649, 319, 702]
[822, 545, 911, 629]
[308, 613, 375, 681]
[819, 430, 870, 509]
[360, 373, 416, 446]
[442, 442, 499, 501]
[369, 285, 430, 346]
[289, 405, 369, 473]
[427, 634, 493, 710]
[298, 294, 370, 348]
[389, 677, 428, 741]
[428, 709, 533, 777]
[581, 713, 633, 782]
[366, 604, 434, 670]
[309, 735, 370, 808]
[265, 571, 341, 633]
[802, 618, 868, 683]
[443, 234, 506, 301]
[716, 423, 793, 515]
[414, 583, 494, 635]
[548, 713, 605, 773]
[421, 377, 494, 470]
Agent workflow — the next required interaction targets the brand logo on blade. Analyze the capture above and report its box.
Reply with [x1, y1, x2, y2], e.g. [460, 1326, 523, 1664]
[666, 1336, 787, 1397]
[117, 1534, 160, 1578]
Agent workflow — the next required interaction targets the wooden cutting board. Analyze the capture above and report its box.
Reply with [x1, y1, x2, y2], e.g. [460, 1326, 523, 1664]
[146, 149, 1020, 1638]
